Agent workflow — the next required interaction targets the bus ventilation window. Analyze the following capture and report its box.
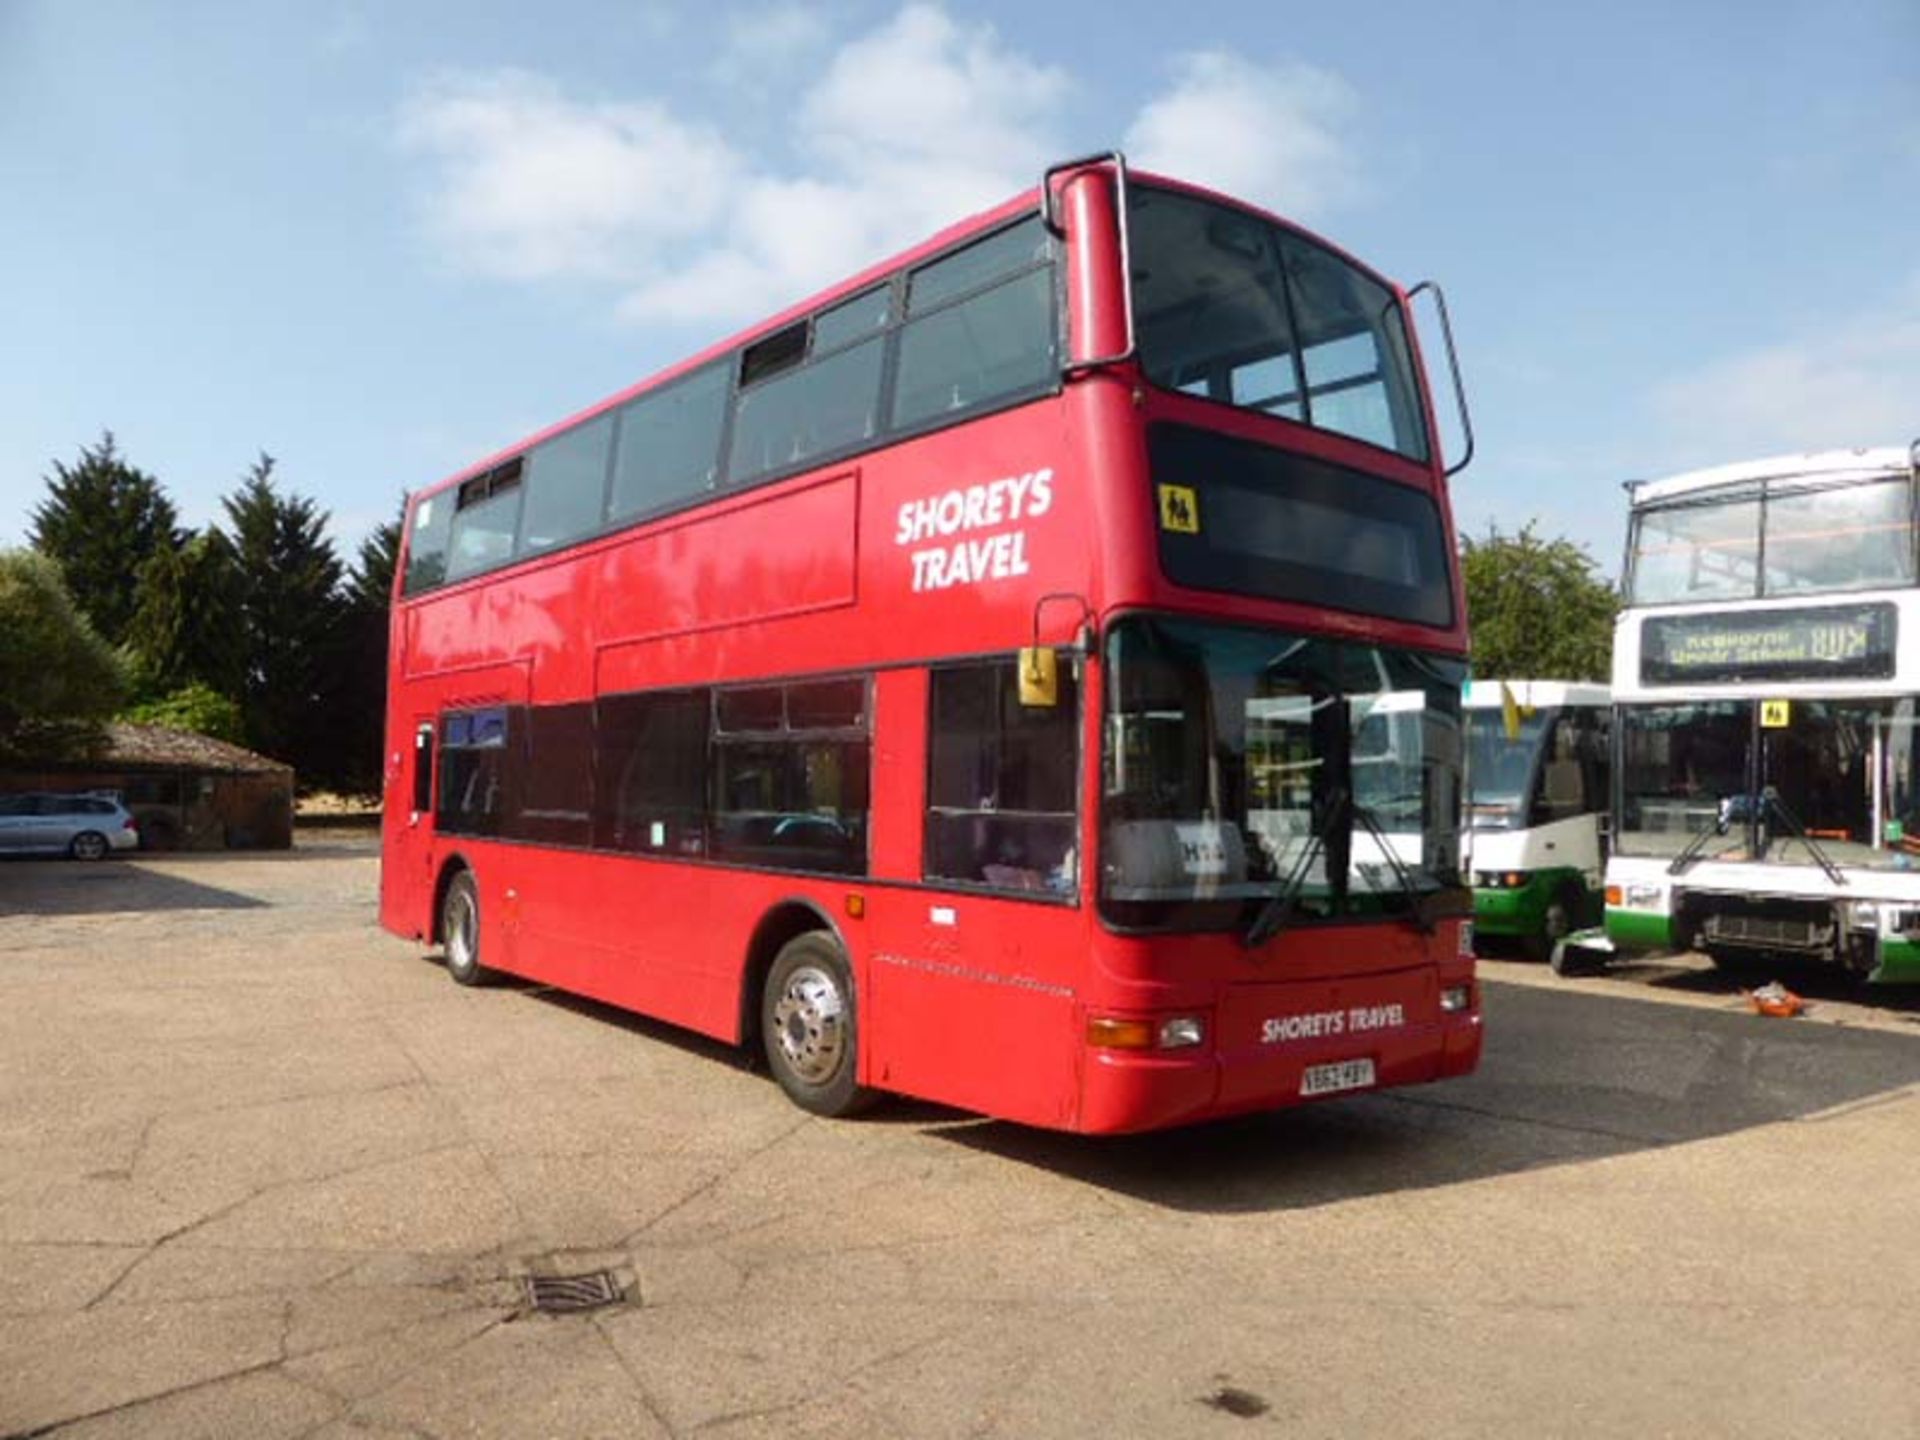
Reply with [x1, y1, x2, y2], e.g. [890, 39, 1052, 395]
[740, 322, 809, 388]
[458, 457, 524, 510]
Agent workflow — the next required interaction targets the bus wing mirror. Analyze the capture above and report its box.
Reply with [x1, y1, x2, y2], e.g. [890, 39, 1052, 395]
[1407, 280, 1474, 478]
[1018, 647, 1060, 708]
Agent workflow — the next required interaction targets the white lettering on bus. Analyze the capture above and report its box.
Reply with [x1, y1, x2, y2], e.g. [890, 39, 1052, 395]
[894, 467, 1053, 592]
[1260, 1003, 1406, 1045]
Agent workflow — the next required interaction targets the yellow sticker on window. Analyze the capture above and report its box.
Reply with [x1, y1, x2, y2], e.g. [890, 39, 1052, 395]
[1760, 699, 1791, 728]
[1158, 483, 1200, 534]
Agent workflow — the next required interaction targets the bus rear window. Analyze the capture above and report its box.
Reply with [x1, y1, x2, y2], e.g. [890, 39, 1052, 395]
[1150, 423, 1453, 628]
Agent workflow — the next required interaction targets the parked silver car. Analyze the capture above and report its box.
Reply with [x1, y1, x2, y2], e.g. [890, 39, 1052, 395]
[0, 792, 140, 859]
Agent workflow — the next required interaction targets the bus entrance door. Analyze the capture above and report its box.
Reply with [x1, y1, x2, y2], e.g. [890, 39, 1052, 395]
[380, 718, 440, 940]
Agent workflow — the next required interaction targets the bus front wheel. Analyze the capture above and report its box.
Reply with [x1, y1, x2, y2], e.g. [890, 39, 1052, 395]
[1525, 882, 1581, 963]
[441, 870, 490, 987]
[761, 933, 875, 1118]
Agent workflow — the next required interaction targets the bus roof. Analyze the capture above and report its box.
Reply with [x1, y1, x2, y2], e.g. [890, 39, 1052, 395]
[406, 163, 1407, 514]
[1627, 445, 1916, 508]
[1463, 680, 1609, 710]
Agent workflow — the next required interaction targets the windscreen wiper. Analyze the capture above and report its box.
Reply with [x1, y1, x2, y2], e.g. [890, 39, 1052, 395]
[1244, 786, 1350, 950]
[1668, 797, 1737, 877]
[1350, 802, 1437, 935]
[1759, 786, 1847, 887]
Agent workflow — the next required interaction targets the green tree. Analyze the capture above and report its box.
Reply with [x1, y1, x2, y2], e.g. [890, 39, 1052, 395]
[1462, 523, 1617, 681]
[121, 681, 245, 744]
[29, 432, 181, 646]
[222, 454, 345, 769]
[0, 550, 127, 761]
[124, 529, 244, 701]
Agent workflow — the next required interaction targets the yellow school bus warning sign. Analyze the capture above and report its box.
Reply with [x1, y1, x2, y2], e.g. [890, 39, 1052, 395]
[1158, 483, 1200, 534]
[1761, 699, 1791, 728]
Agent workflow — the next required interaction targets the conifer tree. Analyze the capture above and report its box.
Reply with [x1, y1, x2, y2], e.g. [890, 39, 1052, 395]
[29, 432, 181, 646]
[125, 529, 244, 701]
[326, 505, 404, 793]
[222, 454, 345, 768]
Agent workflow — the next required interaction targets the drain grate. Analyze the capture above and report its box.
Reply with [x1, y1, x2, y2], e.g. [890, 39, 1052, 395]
[525, 1270, 627, 1314]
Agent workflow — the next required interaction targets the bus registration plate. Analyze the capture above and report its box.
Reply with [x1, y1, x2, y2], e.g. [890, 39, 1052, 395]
[1300, 1058, 1376, 1097]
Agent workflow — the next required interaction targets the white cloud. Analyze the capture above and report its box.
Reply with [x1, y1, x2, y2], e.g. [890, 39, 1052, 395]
[1652, 276, 1920, 462]
[799, 4, 1067, 184]
[395, 7, 1368, 328]
[396, 69, 741, 283]
[1124, 53, 1362, 221]
[708, 3, 834, 91]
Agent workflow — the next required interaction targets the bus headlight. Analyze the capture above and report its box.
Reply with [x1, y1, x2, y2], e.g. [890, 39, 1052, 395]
[1622, 883, 1664, 909]
[1439, 984, 1473, 1014]
[1087, 1014, 1207, 1051]
[1157, 1016, 1205, 1049]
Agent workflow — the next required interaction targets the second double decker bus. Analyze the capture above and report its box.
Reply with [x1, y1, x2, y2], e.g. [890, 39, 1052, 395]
[1605, 444, 1920, 983]
[380, 154, 1481, 1132]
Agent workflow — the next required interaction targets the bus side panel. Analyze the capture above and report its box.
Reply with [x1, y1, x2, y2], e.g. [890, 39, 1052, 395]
[592, 473, 860, 650]
[864, 894, 1085, 1130]
[506, 848, 730, 1040]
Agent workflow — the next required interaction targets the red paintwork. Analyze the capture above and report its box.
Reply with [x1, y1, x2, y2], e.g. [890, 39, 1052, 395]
[379, 162, 1481, 1134]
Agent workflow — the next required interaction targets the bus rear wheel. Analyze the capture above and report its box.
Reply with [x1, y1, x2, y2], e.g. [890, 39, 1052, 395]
[441, 870, 490, 987]
[761, 933, 875, 1118]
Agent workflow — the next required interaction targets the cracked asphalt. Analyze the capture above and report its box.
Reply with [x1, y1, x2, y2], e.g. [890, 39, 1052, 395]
[3, 834, 1919, 1438]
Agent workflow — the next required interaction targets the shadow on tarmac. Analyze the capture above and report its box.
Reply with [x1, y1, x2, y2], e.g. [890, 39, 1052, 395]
[0, 858, 267, 916]
[417, 940, 1920, 1217]
[930, 978, 1920, 1212]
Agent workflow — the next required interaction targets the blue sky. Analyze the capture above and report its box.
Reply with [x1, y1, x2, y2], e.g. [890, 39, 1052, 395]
[3, 1, 1916, 575]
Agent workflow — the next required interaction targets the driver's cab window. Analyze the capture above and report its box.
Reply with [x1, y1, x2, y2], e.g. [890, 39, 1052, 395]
[926, 657, 1079, 897]
[1533, 710, 1604, 824]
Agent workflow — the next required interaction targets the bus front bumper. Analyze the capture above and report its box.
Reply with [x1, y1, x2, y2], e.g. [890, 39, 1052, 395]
[1471, 876, 1550, 938]
[1075, 985, 1482, 1134]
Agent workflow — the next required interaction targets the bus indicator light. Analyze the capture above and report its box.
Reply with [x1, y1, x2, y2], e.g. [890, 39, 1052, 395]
[845, 894, 865, 919]
[1087, 1016, 1154, 1050]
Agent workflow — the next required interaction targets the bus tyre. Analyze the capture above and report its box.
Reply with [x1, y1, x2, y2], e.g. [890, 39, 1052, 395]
[441, 871, 490, 987]
[1525, 883, 1580, 963]
[762, 933, 875, 1118]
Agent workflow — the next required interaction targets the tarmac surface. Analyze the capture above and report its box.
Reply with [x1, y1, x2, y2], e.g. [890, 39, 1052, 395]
[3, 834, 1918, 1438]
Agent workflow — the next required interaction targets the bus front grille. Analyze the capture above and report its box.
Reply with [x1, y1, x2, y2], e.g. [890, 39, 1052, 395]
[1701, 911, 1833, 954]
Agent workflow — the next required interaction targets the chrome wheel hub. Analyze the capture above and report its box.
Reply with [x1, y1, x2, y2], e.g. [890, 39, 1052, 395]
[448, 893, 476, 969]
[771, 964, 846, 1084]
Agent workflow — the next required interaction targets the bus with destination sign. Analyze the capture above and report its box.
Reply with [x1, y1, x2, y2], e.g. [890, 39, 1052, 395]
[1599, 443, 1920, 983]
[379, 154, 1482, 1132]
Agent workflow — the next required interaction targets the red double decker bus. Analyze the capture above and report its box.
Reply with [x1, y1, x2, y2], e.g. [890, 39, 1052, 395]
[380, 155, 1480, 1133]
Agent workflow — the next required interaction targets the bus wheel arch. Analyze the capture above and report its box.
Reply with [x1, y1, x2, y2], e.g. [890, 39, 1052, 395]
[741, 903, 876, 1117]
[433, 856, 491, 986]
[430, 856, 472, 946]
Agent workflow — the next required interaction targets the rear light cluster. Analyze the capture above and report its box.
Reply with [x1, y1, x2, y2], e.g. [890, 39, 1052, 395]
[1086, 1014, 1206, 1051]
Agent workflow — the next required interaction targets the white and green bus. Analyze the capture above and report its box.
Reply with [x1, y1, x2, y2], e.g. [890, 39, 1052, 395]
[1462, 681, 1610, 958]
[1601, 443, 1920, 983]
